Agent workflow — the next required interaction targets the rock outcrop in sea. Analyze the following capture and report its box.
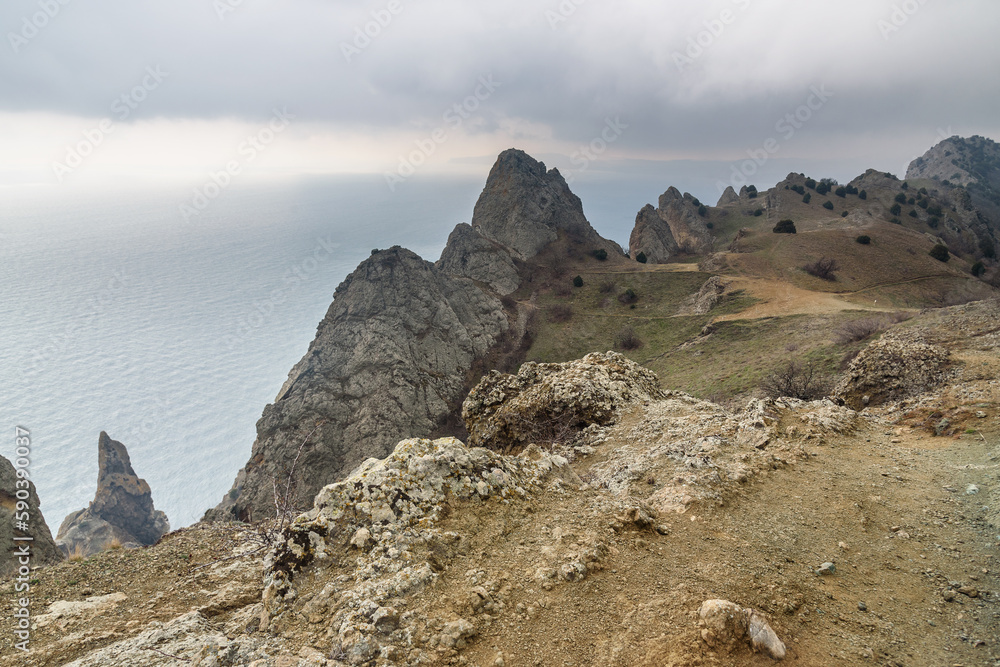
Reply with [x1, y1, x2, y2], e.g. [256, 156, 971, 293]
[206, 148, 623, 523]
[0, 455, 62, 570]
[56, 432, 169, 557]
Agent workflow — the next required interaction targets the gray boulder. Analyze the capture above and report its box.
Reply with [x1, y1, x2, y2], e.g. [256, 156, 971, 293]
[56, 432, 169, 557]
[0, 455, 61, 570]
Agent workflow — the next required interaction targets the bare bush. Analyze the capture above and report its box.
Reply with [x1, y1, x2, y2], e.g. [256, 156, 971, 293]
[759, 361, 828, 400]
[834, 312, 912, 344]
[547, 304, 574, 323]
[614, 325, 643, 351]
[803, 257, 839, 281]
[618, 288, 638, 305]
[599, 279, 617, 294]
[553, 283, 572, 297]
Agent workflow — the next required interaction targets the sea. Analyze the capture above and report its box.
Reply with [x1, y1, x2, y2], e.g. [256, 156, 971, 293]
[0, 173, 661, 533]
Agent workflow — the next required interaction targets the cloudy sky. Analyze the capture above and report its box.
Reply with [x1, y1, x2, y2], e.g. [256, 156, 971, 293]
[2, 0, 998, 197]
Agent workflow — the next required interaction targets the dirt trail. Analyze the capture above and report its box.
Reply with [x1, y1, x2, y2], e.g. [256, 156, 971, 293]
[713, 277, 898, 322]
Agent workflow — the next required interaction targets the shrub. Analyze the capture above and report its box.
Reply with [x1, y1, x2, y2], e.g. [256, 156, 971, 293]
[547, 304, 574, 323]
[890, 218, 902, 224]
[929, 244, 950, 262]
[858, 190, 867, 200]
[698, 204, 708, 216]
[841, 211, 849, 218]
[759, 360, 827, 400]
[572, 275, 584, 287]
[802, 193, 812, 204]
[706, 222, 714, 229]
[889, 203, 902, 216]
[592, 248, 608, 261]
[907, 197, 915, 205]
[791, 184, 805, 195]
[845, 185, 859, 195]
[635, 251, 647, 264]
[822, 201, 834, 210]
[618, 288, 638, 305]
[753, 208, 763, 217]
[908, 209, 918, 218]
[816, 182, 831, 196]
[901, 181, 909, 190]
[746, 185, 758, 199]
[804, 178, 816, 190]
[599, 279, 617, 294]
[773, 219, 797, 234]
[928, 217, 940, 228]
[835, 187, 847, 198]
[895, 193, 907, 204]
[918, 187, 928, 195]
[926, 204, 943, 217]
[979, 238, 996, 259]
[371, 248, 380, 255]
[917, 198, 928, 209]
[972, 261, 986, 277]
[803, 257, 840, 281]
[856, 235, 871, 245]
[614, 325, 643, 351]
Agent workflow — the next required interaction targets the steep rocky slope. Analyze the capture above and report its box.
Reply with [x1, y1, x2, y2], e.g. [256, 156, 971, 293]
[206, 149, 623, 524]
[629, 186, 713, 262]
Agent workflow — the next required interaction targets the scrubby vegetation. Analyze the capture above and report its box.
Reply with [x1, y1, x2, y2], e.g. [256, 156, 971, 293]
[856, 235, 871, 245]
[759, 360, 828, 400]
[773, 219, 796, 234]
[572, 275, 584, 287]
[803, 257, 839, 281]
[929, 244, 950, 262]
[635, 252, 647, 264]
[613, 325, 642, 351]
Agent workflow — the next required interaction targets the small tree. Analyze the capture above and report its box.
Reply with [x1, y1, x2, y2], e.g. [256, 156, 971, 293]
[856, 235, 871, 245]
[698, 204, 708, 216]
[929, 244, 950, 262]
[835, 187, 847, 198]
[858, 190, 867, 200]
[802, 193, 812, 204]
[614, 325, 642, 351]
[746, 185, 758, 199]
[572, 275, 584, 287]
[592, 248, 608, 261]
[889, 203, 902, 216]
[803, 257, 840, 281]
[804, 178, 817, 190]
[635, 251, 648, 264]
[822, 201, 834, 210]
[972, 261, 986, 277]
[979, 238, 996, 259]
[753, 208, 763, 217]
[760, 360, 826, 400]
[773, 219, 797, 234]
[895, 193, 908, 204]
[618, 288, 638, 305]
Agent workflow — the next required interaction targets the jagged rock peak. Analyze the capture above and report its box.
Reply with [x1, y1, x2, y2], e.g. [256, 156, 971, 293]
[471, 148, 621, 261]
[0, 455, 62, 568]
[716, 186, 740, 207]
[629, 186, 712, 262]
[56, 432, 169, 557]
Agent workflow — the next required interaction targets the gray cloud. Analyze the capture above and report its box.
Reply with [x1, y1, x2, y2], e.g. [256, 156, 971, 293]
[2, 0, 998, 177]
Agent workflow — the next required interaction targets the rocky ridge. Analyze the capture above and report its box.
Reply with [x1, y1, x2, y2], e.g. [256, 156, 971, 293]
[207, 149, 625, 524]
[56, 432, 168, 558]
[628, 186, 713, 262]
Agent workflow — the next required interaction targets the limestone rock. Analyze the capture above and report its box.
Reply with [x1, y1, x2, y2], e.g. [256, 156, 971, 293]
[906, 135, 998, 187]
[0, 454, 62, 569]
[462, 351, 665, 451]
[833, 331, 950, 409]
[699, 599, 786, 660]
[629, 187, 713, 261]
[57, 433, 168, 557]
[716, 186, 740, 207]
[470, 148, 622, 261]
[677, 276, 727, 315]
[629, 204, 679, 264]
[436, 222, 521, 295]
[206, 247, 511, 523]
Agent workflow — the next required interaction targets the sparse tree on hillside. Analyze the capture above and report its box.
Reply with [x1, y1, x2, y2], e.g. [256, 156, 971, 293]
[929, 244, 950, 262]
[856, 235, 871, 245]
[773, 219, 796, 234]
[572, 275, 584, 287]
[635, 251, 647, 264]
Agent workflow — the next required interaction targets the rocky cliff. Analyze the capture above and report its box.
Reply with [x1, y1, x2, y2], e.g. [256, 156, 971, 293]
[0, 455, 61, 571]
[628, 186, 713, 262]
[207, 149, 624, 523]
[56, 432, 169, 557]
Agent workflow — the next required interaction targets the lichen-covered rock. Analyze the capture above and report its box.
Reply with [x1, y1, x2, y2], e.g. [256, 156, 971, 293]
[0, 454, 61, 570]
[462, 352, 666, 451]
[699, 599, 786, 660]
[677, 276, 727, 315]
[470, 148, 623, 261]
[260, 436, 572, 660]
[834, 331, 950, 409]
[57, 432, 169, 557]
[436, 222, 521, 295]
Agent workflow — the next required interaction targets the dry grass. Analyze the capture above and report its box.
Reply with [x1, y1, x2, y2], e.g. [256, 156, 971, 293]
[833, 311, 912, 344]
[547, 304, 574, 323]
[68, 544, 86, 562]
[108, 537, 124, 550]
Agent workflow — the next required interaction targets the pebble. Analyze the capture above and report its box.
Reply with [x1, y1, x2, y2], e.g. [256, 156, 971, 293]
[942, 590, 956, 602]
[858, 601, 867, 612]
